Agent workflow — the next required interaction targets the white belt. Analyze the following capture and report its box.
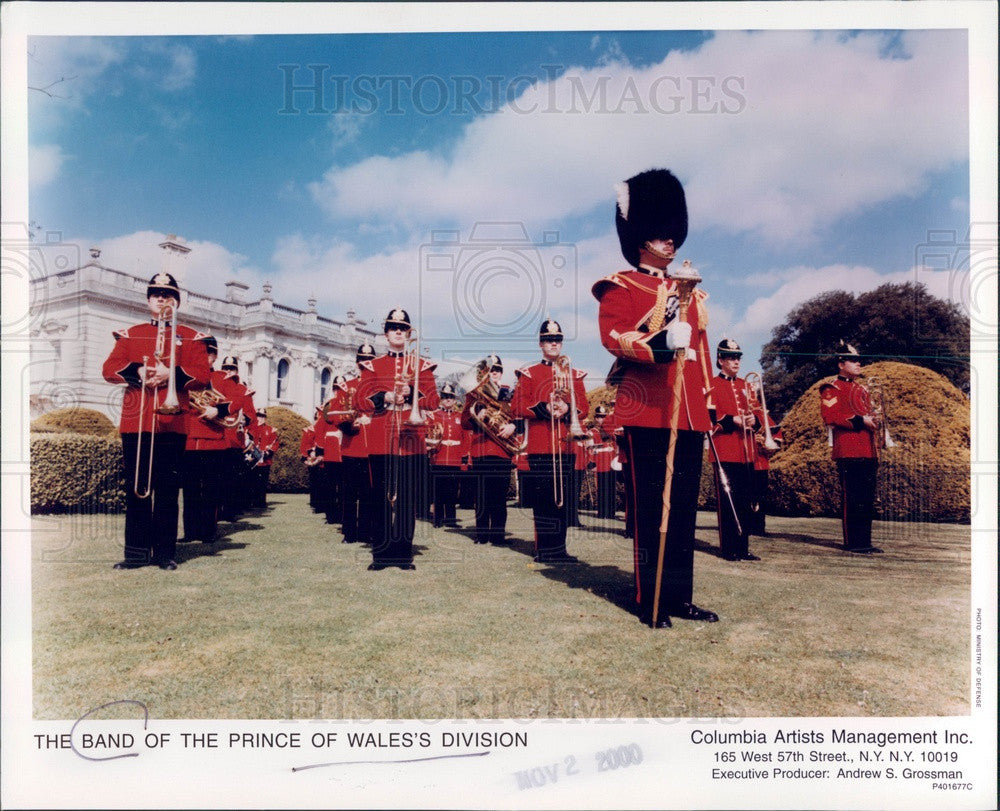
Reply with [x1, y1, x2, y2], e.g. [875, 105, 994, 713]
[441, 440, 461, 446]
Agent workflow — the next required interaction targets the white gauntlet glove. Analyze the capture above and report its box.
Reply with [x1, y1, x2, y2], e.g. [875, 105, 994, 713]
[665, 321, 692, 350]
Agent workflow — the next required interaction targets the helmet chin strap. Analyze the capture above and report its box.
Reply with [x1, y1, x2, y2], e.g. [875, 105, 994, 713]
[643, 241, 675, 261]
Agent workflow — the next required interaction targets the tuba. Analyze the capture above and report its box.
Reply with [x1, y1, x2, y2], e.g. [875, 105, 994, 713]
[460, 365, 528, 457]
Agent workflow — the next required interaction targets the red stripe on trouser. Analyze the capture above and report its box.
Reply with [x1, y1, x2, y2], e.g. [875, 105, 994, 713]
[627, 432, 641, 604]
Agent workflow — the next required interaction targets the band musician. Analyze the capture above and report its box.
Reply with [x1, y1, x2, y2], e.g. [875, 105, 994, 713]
[588, 405, 617, 520]
[592, 168, 719, 627]
[356, 309, 439, 570]
[819, 341, 884, 554]
[461, 355, 518, 545]
[182, 335, 245, 544]
[427, 382, 464, 529]
[338, 343, 377, 544]
[102, 272, 210, 570]
[709, 338, 762, 562]
[511, 321, 588, 564]
[250, 409, 279, 509]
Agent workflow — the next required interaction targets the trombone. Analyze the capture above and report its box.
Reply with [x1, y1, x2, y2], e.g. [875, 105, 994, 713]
[550, 355, 587, 508]
[862, 375, 896, 460]
[133, 302, 182, 498]
[387, 328, 426, 511]
[744, 371, 780, 454]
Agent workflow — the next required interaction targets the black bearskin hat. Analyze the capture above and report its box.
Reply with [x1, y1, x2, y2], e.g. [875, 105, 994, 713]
[615, 169, 688, 268]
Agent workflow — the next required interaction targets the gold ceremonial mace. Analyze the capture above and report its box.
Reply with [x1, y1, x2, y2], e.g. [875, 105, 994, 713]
[651, 260, 701, 628]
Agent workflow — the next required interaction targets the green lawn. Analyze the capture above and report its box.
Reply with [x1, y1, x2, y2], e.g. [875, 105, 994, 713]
[31, 496, 971, 719]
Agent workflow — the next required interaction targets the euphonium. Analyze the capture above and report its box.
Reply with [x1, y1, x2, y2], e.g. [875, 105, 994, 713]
[459, 364, 528, 456]
[190, 388, 241, 428]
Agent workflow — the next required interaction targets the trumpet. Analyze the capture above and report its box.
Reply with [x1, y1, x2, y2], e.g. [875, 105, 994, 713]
[133, 301, 181, 498]
[744, 372, 780, 454]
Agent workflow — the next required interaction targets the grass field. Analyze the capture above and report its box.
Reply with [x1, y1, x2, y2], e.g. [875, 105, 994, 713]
[31, 495, 971, 719]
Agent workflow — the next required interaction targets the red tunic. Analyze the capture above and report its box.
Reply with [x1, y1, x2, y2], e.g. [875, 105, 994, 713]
[592, 269, 712, 431]
[356, 352, 439, 456]
[820, 377, 876, 460]
[709, 374, 760, 464]
[428, 409, 465, 467]
[510, 360, 588, 455]
[252, 424, 280, 467]
[460, 389, 516, 460]
[588, 426, 616, 473]
[336, 377, 370, 459]
[300, 425, 316, 459]
[102, 320, 211, 434]
[314, 410, 343, 465]
[185, 369, 245, 451]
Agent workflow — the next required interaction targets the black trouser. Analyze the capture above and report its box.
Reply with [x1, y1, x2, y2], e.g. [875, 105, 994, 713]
[182, 449, 226, 541]
[431, 464, 460, 527]
[217, 448, 243, 520]
[341, 456, 372, 543]
[837, 458, 878, 549]
[750, 469, 768, 535]
[567, 467, 583, 526]
[624, 428, 703, 618]
[121, 431, 186, 565]
[714, 461, 753, 559]
[596, 470, 616, 519]
[472, 456, 511, 543]
[458, 468, 476, 509]
[308, 465, 322, 510]
[368, 453, 424, 565]
[322, 462, 342, 524]
[251, 465, 271, 508]
[525, 453, 574, 560]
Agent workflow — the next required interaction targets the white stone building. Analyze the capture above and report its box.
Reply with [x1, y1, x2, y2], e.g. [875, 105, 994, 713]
[29, 239, 382, 424]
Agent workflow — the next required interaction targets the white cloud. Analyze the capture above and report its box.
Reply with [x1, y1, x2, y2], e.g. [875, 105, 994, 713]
[140, 43, 197, 92]
[56, 231, 259, 298]
[307, 30, 966, 245]
[28, 144, 66, 187]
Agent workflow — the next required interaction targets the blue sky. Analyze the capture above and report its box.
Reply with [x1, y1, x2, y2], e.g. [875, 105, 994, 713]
[26, 27, 973, 388]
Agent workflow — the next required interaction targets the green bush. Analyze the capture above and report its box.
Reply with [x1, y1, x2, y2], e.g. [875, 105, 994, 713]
[264, 406, 310, 493]
[769, 361, 970, 522]
[31, 408, 118, 436]
[30, 434, 126, 514]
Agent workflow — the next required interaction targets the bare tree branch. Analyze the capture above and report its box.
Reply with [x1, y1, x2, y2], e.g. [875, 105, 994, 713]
[28, 75, 77, 99]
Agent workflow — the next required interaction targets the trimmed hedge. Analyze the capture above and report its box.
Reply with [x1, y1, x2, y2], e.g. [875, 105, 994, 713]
[264, 406, 310, 493]
[31, 407, 118, 437]
[587, 362, 970, 522]
[31, 433, 126, 514]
